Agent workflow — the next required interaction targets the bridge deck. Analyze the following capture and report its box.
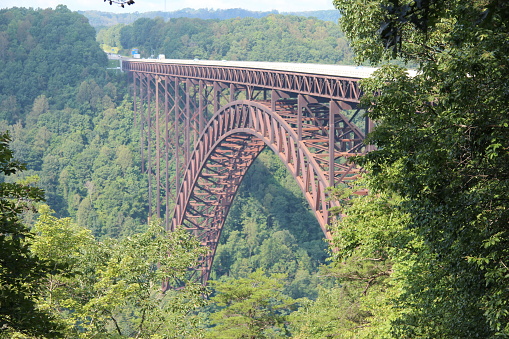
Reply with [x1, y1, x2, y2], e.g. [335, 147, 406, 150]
[124, 58, 380, 79]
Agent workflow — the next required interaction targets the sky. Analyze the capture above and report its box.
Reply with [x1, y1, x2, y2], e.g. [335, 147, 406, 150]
[1, 0, 337, 14]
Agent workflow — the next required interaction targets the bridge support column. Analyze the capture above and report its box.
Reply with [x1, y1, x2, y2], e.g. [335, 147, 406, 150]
[164, 76, 171, 231]
[329, 100, 339, 188]
[155, 76, 161, 219]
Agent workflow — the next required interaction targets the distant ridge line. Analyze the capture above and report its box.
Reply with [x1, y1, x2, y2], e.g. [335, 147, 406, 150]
[80, 8, 340, 28]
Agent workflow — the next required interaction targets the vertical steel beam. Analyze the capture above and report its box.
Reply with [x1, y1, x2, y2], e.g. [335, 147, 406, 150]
[329, 100, 340, 188]
[133, 72, 138, 128]
[199, 80, 205, 134]
[147, 75, 153, 218]
[246, 86, 249, 100]
[155, 76, 161, 219]
[229, 83, 235, 103]
[164, 76, 170, 231]
[174, 77, 181, 196]
[185, 79, 191, 165]
[140, 74, 145, 174]
[296, 94, 305, 176]
[271, 89, 277, 112]
[214, 82, 221, 113]
[297, 94, 304, 141]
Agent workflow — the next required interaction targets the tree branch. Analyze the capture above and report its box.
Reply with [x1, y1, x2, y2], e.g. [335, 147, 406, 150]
[110, 315, 122, 336]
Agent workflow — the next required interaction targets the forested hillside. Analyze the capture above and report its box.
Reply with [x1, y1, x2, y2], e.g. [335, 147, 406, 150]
[98, 15, 353, 64]
[0, 6, 340, 337]
[81, 8, 340, 28]
[0, 6, 148, 238]
[0, 6, 107, 120]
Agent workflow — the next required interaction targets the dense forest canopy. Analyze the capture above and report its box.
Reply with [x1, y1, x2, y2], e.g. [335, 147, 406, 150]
[0, 6, 107, 120]
[81, 8, 341, 28]
[97, 15, 354, 63]
[0, 5, 342, 337]
[0, 6, 147, 239]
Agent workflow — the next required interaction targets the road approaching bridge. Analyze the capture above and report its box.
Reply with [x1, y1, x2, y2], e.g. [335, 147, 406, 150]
[122, 59, 373, 283]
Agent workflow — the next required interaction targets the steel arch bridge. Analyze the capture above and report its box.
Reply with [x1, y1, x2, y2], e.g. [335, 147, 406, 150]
[122, 59, 373, 283]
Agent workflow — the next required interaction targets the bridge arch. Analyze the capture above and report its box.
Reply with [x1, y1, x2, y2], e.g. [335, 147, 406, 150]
[124, 60, 371, 283]
[173, 99, 364, 282]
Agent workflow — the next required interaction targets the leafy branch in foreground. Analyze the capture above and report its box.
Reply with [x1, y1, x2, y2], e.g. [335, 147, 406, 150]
[31, 208, 209, 338]
[333, 0, 509, 336]
[0, 131, 63, 338]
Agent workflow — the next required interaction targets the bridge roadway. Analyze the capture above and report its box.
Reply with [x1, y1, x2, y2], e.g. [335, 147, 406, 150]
[125, 58, 379, 78]
[122, 59, 372, 283]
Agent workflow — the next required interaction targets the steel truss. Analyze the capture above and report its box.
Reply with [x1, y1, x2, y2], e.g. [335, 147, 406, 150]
[126, 61, 371, 283]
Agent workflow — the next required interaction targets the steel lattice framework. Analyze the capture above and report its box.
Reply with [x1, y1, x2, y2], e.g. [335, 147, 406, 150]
[123, 59, 372, 283]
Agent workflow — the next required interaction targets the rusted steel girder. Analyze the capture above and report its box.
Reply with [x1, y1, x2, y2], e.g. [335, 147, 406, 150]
[123, 60, 362, 103]
[126, 62, 369, 284]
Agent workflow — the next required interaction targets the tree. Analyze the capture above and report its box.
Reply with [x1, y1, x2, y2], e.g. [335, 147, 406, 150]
[117, 15, 353, 63]
[0, 131, 63, 338]
[288, 186, 414, 338]
[333, 0, 509, 336]
[288, 285, 369, 339]
[30, 210, 209, 338]
[0, 6, 107, 116]
[206, 269, 300, 338]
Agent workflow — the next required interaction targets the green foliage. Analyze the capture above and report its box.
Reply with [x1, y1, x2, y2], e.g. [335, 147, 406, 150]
[6, 93, 146, 238]
[0, 6, 107, 120]
[287, 187, 408, 338]
[289, 285, 369, 339]
[0, 132, 62, 338]
[83, 9, 340, 29]
[206, 269, 300, 338]
[31, 208, 209, 338]
[0, 6, 146, 238]
[109, 15, 353, 64]
[331, 0, 509, 336]
[97, 24, 125, 51]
